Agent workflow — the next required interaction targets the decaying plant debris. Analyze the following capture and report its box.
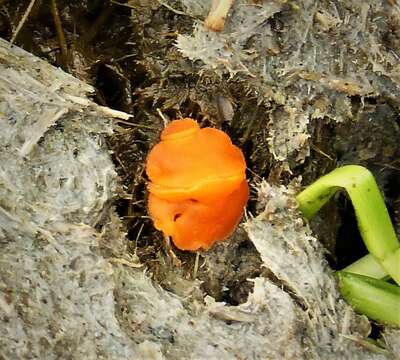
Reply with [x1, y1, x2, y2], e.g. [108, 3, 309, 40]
[0, 0, 400, 358]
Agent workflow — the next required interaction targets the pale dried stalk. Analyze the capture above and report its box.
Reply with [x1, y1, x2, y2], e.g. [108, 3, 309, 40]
[204, 0, 234, 32]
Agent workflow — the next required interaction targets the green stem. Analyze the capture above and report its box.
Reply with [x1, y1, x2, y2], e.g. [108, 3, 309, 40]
[296, 165, 400, 284]
[337, 272, 400, 326]
[344, 254, 388, 280]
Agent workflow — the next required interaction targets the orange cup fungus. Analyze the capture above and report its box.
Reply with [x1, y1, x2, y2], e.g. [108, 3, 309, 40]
[146, 118, 249, 251]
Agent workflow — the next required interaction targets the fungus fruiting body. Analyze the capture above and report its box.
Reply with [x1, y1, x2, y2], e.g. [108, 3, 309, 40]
[146, 118, 249, 251]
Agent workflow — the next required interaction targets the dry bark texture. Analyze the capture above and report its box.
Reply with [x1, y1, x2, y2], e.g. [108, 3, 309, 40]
[177, 0, 400, 168]
[1, 0, 400, 358]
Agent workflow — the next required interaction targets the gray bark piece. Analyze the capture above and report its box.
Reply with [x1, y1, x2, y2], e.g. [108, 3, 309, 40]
[246, 182, 388, 359]
[0, 38, 142, 359]
[176, 0, 400, 164]
[113, 267, 305, 359]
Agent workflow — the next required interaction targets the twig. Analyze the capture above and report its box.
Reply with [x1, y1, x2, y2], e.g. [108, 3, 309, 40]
[113, 152, 129, 176]
[193, 252, 200, 279]
[157, 108, 169, 128]
[97, 105, 133, 120]
[112, 0, 193, 18]
[50, 0, 69, 69]
[63, 94, 133, 120]
[157, 0, 195, 18]
[164, 235, 182, 267]
[311, 144, 334, 160]
[10, 0, 37, 44]
[134, 223, 145, 255]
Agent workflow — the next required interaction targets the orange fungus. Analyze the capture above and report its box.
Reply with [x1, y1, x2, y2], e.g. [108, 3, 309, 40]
[146, 118, 249, 251]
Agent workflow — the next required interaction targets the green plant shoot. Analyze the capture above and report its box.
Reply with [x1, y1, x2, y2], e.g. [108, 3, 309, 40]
[337, 272, 400, 326]
[296, 165, 400, 326]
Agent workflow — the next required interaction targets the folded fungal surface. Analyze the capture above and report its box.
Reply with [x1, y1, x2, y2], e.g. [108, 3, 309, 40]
[146, 118, 249, 250]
